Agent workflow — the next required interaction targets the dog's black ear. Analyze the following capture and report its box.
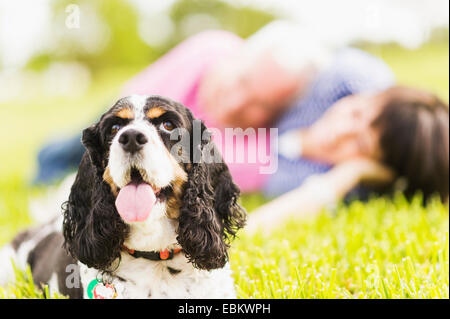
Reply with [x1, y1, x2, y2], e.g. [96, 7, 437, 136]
[177, 121, 246, 270]
[81, 123, 104, 172]
[63, 153, 129, 270]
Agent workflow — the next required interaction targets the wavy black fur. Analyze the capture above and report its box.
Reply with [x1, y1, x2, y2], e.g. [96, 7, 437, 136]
[63, 123, 129, 270]
[177, 121, 246, 270]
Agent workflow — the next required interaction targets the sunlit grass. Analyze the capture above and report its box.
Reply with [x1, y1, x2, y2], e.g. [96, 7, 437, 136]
[0, 263, 66, 299]
[1, 183, 448, 299]
[232, 194, 449, 299]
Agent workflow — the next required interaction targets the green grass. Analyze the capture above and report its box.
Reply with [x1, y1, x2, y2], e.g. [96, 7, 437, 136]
[0, 263, 66, 299]
[233, 194, 449, 298]
[0, 43, 448, 299]
[363, 42, 449, 102]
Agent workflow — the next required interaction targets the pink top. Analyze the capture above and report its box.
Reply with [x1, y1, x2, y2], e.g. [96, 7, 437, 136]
[121, 30, 269, 192]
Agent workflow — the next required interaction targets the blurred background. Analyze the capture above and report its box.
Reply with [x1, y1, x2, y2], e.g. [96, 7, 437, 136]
[0, 0, 448, 188]
[0, 0, 448, 299]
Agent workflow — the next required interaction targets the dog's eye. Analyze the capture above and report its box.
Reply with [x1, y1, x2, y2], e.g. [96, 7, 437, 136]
[160, 121, 175, 133]
[111, 124, 122, 134]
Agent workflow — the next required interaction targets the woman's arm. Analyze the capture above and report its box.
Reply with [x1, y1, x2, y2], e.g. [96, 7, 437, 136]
[246, 158, 394, 234]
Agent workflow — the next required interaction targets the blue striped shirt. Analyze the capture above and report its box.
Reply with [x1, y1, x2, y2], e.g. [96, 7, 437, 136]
[264, 48, 395, 197]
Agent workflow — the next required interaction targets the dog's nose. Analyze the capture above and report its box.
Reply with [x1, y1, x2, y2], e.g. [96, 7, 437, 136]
[119, 129, 148, 153]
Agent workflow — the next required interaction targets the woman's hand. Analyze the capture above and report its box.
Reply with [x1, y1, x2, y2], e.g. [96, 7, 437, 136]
[322, 158, 395, 200]
[246, 158, 395, 235]
[336, 157, 395, 185]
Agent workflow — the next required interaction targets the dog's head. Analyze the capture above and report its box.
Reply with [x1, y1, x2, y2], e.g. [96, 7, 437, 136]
[63, 95, 246, 271]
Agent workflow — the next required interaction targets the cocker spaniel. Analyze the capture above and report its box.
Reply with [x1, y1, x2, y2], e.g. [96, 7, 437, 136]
[0, 95, 246, 298]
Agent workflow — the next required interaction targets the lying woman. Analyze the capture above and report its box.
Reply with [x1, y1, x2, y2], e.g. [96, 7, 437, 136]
[247, 86, 449, 233]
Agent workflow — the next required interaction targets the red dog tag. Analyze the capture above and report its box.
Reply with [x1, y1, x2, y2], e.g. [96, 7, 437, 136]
[160, 249, 170, 260]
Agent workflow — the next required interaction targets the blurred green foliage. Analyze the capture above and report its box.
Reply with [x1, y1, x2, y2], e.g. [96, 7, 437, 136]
[170, 0, 274, 40]
[27, 0, 274, 72]
[232, 194, 449, 298]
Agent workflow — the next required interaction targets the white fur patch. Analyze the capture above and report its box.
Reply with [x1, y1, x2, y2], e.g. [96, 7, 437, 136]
[79, 255, 237, 299]
[123, 201, 179, 252]
[128, 94, 148, 121]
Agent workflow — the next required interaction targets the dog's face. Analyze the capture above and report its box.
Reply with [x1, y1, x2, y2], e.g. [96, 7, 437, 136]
[63, 95, 246, 271]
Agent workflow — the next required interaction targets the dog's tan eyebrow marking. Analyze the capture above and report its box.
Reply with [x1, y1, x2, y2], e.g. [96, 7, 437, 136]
[115, 107, 134, 119]
[146, 106, 166, 119]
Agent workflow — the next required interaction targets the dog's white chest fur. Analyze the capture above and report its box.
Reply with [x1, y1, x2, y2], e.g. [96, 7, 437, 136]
[79, 253, 237, 299]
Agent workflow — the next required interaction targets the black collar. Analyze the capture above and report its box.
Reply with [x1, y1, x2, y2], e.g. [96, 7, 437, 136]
[123, 246, 182, 261]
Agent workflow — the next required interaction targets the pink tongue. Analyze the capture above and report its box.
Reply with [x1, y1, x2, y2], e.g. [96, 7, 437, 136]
[115, 183, 156, 222]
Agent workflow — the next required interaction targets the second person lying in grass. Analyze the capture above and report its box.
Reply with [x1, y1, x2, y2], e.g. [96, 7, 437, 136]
[247, 85, 449, 233]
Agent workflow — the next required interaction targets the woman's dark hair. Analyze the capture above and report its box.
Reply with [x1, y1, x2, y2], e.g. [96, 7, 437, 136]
[372, 86, 449, 202]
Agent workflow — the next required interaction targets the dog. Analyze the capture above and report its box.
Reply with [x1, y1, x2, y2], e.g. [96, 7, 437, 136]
[0, 95, 246, 298]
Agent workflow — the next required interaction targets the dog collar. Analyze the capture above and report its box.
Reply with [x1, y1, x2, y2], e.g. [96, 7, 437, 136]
[122, 245, 182, 261]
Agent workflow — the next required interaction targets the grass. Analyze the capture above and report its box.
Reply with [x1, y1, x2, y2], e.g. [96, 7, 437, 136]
[233, 194, 449, 298]
[0, 42, 448, 299]
[0, 263, 65, 299]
